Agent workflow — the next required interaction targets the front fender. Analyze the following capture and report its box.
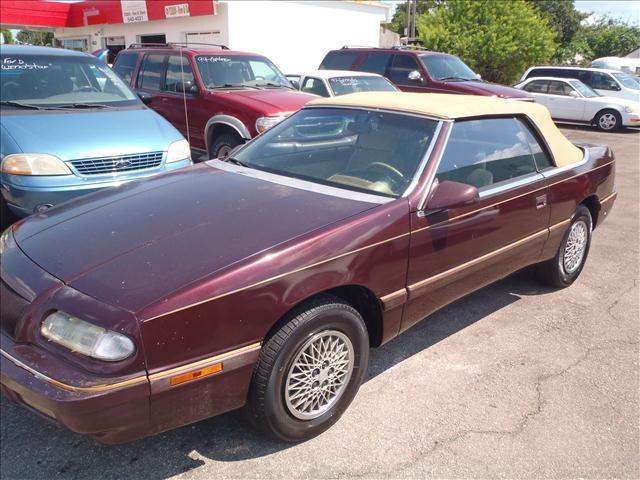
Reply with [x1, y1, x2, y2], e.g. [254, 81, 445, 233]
[204, 115, 251, 152]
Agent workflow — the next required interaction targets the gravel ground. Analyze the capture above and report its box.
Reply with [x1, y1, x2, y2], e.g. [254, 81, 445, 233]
[1, 126, 638, 480]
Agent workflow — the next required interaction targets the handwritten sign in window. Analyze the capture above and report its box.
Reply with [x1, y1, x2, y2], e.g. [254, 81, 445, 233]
[196, 56, 231, 63]
[1, 58, 50, 70]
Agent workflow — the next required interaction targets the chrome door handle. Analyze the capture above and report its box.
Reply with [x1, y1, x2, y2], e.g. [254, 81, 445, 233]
[535, 195, 547, 209]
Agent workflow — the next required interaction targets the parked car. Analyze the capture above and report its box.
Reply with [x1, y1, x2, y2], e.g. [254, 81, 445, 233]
[514, 77, 640, 131]
[0, 45, 192, 229]
[112, 43, 317, 159]
[590, 57, 640, 76]
[0, 92, 616, 444]
[520, 66, 640, 102]
[319, 46, 533, 99]
[287, 70, 398, 97]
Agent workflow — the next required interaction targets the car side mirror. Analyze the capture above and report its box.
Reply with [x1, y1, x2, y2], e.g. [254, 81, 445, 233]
[408, 70, 423, 82]
[176, 81, 199, 95]
[137, 91, 153, 105]
[569, 91, 579, 98]
[426, 180, 479, 211]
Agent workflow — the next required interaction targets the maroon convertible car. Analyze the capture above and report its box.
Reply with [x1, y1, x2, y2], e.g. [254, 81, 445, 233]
[1, 93, 616, 444]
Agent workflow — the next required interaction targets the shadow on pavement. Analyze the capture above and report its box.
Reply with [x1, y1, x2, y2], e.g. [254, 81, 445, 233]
[0, 269, 555, 480]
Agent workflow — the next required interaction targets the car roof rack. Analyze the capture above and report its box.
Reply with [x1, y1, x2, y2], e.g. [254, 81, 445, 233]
[392, 45, 429, 51]
[340, 45, 374, 49]
[128, 42, 229, 50]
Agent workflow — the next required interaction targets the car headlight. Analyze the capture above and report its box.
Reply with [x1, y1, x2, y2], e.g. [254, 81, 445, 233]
[41, 311, 135, 361]
[0, 153, 71, 176]
[166, 139, 191, 163]
[255, 115, 287, 134]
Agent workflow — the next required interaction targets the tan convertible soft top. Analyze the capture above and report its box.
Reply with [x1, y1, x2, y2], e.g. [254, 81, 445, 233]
[308, 92, 583, 167]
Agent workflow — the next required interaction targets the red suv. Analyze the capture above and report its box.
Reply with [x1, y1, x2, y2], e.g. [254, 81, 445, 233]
[320, 46, 532, 100]
[113, 44, 317, 159]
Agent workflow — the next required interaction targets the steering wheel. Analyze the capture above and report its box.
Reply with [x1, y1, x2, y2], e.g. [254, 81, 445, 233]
[77, 85, 100, 93]
[366, 162, 406, 186]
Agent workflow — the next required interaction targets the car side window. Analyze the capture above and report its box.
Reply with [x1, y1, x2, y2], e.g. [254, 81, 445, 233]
[112, 52, 138, 84]
[590, 72, 619, 91]
[319, 51, 358, 70]
[435, 118, 537, 190]
[301, 77, 329, 97]
[360, 53, 392, 75]
[164, 55, 196, 93]
[523, 80, 549, 93]
[548, 80, 572, 96]
[515, 118, 554, 170]
[388, 54, 422, 85]
[137, 54, 166, 91]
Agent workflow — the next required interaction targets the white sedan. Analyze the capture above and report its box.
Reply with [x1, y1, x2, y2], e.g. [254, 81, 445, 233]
[286, 70, 399, 98]
[514, 76, 640, 131]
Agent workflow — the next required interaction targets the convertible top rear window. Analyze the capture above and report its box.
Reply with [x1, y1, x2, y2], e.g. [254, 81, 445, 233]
[234, 108, 439, 197]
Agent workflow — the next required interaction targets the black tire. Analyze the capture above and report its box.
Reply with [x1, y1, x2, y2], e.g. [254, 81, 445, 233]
[594, 109, 622, 132]
[246, 295, 369, 442]
[1, 196, 16, 232]
[537, 205, 593, 288]
[209, 133, 242, 159]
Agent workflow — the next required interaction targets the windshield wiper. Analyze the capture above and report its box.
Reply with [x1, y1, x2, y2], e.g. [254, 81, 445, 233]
[53, 103, 111, 109]
[0, 101, 43, 110]
[256, 82, 294, 90]
[211, 84, 260, 90]
[437, 76, 468, 82]
[226, 157, 251, 168]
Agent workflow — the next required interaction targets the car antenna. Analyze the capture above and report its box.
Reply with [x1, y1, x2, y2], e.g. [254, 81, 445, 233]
[179, 44, 191, 146]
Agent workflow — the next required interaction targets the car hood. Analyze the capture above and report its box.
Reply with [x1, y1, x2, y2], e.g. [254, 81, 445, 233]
[0, 106, 181, 160]
[209, 88, 317, 114]
[13, 162, 377, 313]
[447, 80, 532, 98]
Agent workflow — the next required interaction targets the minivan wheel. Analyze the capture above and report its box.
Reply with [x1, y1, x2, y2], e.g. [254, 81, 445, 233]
[537, 205, 592, 288]
[595, 110, 621, 132]
[245, 296, 369, 442]
[210, 133, 242, 159]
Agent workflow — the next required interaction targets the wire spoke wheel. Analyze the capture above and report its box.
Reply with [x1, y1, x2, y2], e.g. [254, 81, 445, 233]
[284, 330, 354, 420]
[563, 219, 588, 274]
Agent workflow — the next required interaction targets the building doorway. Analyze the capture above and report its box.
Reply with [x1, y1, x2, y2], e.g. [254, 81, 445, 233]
[104, 36, 125, 63]
[138, 34, 166, 45]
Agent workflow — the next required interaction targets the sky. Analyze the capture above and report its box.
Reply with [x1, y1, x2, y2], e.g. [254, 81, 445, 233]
[385, 1, 640, 25]
[574, 1, 640, 24]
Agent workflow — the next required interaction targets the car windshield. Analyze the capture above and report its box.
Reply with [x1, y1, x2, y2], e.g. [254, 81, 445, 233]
[569, 80, 600, 98]
[611, 72, 640, 90]
[0, 53, 139, 107]
[195, 54, 290, 89]
[231, 108, 439, 198]
[328, 76, 398, 96]
[421, 54, 477, 81]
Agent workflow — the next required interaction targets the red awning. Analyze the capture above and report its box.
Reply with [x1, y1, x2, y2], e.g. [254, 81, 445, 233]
[0, 1, 216, 28]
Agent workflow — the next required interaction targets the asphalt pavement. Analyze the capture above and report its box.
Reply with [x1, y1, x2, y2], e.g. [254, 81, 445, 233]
[1, 126, 638, 480]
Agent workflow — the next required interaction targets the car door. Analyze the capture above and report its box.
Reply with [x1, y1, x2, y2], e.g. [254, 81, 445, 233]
[135, 52, 167, 113]
[158, 54, 205, 146]
[522, 79, 551, 107]
[545, 80, 585, 121]
[587, 71, 624, 99]
[387, 54, 429, 92]
[402, 116, 550, 332]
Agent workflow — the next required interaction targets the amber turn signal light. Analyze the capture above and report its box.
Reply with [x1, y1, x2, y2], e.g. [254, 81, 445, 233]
[169, 363, 223, 386]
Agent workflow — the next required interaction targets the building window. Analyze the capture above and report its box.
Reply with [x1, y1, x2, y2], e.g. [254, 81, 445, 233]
[58, 38, 88, 52]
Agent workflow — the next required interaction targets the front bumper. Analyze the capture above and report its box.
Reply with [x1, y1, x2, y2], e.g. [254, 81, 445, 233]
[1, 158, 191, 217]
[621, 112, 640, 127]
[0, 337, 151, 444]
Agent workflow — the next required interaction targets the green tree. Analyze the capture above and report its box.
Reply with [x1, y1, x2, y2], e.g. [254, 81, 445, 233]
[385, 1, 439, 37]
[16, 30, 54, 46]
[0, 29, 12, 45]
[526, 0, 587, 47]
[417, 0, 557, 84]
[577, 18, 640, 61]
